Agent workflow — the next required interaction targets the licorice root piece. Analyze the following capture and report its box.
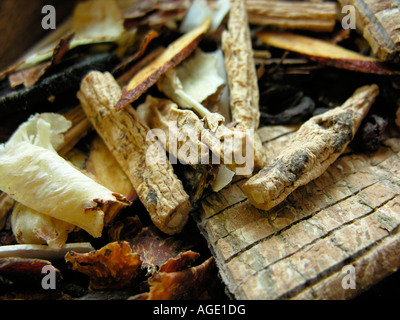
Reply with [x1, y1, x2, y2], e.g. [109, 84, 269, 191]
[243, 84, 379, 211]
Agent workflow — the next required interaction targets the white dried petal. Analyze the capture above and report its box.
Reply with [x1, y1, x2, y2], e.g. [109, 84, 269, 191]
[0, 142, 128, 238]
[7, 113, 71, 151]
[180, 0, 230, 33]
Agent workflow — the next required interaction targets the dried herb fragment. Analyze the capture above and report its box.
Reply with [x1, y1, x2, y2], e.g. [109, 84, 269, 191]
[222, 0, 259, 130]
[358, 114, 388, 152]
[86, 135, 137, 224]
[257, 31, 400, 75]
[115, 18, 211, 111]
[65, 241, 142, 290]
[338, 0, 400, 62]
[0, 52, 120, 116]
[78, 71, 191, 235]
[129, 227, 182, 275]
[245, 0, 339, 32]
[243, 84, 379, 211]
[132, 251, 216, 300]
[8, 33, 74, 88]
[0, 257, 61, 286]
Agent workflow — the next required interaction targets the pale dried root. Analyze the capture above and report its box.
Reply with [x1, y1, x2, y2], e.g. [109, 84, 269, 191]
[77, 71, 191, 235]
[243, 84, 380, 211]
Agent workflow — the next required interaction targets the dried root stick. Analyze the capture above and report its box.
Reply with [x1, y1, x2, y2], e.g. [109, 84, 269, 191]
[338, 0, 400, 62]
[77, 71, 191, 235]
[243, 84, 379, 211]
[222, 0, 266, 169]
[245, 0, 339, 32]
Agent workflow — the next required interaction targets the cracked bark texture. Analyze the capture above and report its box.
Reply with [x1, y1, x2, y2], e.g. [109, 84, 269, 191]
[196, 124, 400, 299]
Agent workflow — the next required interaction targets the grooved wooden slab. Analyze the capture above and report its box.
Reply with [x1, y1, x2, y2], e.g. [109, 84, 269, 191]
[196, 125, 400, 299]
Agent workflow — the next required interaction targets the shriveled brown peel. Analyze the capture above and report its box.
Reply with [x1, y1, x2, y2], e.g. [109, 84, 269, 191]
[115, 18, 211, 111]
[257, 31, 400, 75]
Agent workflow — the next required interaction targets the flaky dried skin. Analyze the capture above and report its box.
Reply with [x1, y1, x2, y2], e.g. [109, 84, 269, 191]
[132, 252, 216, 300]
[137, 95, 255, 176]
[222, 0, 260, 131]
[65, 241, 142, 290]
[78, 71, 191, 235]
[243, 84, 379, 211]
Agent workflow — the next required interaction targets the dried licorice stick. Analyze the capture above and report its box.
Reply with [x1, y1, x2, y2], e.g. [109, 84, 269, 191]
[243, 84, 379, 211]
[78, 71, 191, 235]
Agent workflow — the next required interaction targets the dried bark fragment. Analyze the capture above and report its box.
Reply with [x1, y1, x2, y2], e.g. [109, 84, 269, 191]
[8, 33, 74, 88]
[0, 112, 130, 240]
[65, 241, 142, 290]
[77, 71, 191, 235]
[115, 18, 211, 111]
[0, 142, 130, 238]
[338, 0, 400, 62]
[245, 0, 339, 32]
[257, 31, 400, 75]
[0, 257, 61, 286]
[243, 84, 379, 211]
[132, 252, 216, 300]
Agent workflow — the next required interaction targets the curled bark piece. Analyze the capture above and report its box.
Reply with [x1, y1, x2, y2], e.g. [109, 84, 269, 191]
[243, 84, 379, 211]
[77, 71, 191, 235]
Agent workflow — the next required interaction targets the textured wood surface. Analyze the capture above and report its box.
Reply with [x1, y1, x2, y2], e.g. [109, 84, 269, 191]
[196, 124, 400, 299]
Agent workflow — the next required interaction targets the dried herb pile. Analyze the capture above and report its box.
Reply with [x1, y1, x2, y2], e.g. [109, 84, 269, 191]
[1, 0, 400, 300]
